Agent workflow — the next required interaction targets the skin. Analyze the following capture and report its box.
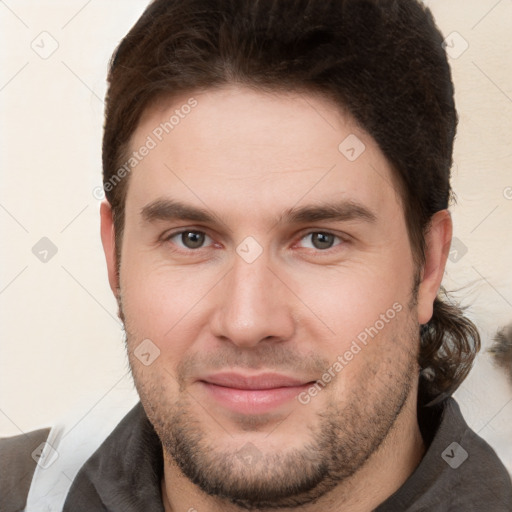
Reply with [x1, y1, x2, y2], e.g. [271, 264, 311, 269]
[100, 85, 452, 511]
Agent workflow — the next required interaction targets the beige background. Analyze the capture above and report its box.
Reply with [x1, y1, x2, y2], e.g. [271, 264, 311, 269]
[1, 0, 511, 471]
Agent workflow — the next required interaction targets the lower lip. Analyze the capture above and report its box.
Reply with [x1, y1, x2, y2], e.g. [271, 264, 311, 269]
[200, 382, 312, 414]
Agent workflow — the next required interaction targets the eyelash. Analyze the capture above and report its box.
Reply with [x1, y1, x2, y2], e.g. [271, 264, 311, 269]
[162, 229, 347, 254]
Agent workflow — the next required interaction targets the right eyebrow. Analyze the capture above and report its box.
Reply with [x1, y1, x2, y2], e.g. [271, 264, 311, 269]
[141, 198, 217, 224]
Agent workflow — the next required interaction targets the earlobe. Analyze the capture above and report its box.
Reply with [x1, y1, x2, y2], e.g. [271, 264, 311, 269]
[416, 210, 453, 325]
[100, 200, 120, 295]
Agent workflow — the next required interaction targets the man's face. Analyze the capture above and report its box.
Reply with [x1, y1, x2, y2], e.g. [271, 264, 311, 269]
[112, 86, 424, 508]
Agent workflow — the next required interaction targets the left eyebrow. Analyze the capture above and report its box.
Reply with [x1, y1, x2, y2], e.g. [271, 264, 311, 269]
[280, 200, 378, 225]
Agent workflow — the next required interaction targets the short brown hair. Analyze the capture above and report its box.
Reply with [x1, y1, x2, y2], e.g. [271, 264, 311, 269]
[102, 0, 480, 403]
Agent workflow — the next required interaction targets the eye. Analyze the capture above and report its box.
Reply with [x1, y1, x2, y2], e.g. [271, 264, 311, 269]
[297, 232, 343, 250]
[165, 230, 213, 250]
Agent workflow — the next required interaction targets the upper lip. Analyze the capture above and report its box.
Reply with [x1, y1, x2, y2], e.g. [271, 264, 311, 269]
[201, 372, 312, 390]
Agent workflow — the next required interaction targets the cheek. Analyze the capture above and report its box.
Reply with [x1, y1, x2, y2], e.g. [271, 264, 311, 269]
[119, 255, 217, 349]
[288, 255, 414, 347]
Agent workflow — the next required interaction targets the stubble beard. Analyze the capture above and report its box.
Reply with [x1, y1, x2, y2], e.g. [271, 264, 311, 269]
[122, 304, 419, 510]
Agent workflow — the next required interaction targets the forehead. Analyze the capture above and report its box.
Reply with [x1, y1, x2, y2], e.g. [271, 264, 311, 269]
[125, 85, 402, 223]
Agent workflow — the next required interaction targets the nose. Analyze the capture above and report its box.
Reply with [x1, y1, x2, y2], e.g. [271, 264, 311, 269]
[210, 251, 296, 348]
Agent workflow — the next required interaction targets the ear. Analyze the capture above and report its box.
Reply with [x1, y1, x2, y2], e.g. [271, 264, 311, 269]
[416, 209, 453, 325]
[100, 200, 120, 295]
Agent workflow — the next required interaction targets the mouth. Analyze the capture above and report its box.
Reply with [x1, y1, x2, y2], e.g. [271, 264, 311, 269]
[198, 372, 315, 414]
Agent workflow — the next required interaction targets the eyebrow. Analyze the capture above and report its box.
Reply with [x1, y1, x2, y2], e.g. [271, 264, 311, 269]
[140, 198, 377, 227]
[141, 199, 217, 224]
[283, 200, 377, 225]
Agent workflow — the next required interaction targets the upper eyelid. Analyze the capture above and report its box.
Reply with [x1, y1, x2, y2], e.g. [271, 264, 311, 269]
[164, 229, 214, 245]
[164, 228, 209, 239]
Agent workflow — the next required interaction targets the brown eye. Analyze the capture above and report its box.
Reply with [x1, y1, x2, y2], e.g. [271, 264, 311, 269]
[311, 232, 335, 250]
[299, 232, 341, 250]
[180, 231, 206, 249]
[166, 230, 212, 250]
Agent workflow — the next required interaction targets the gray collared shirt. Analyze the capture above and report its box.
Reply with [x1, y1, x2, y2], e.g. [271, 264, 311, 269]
[61, 397, 512, 511]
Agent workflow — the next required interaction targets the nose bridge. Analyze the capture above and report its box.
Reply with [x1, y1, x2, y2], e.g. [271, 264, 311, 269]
[212, 248, 295, 347]
[231, 252, 270, 308]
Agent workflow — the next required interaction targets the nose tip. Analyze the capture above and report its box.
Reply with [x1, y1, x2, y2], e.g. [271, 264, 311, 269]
[210, 256, 295, 348]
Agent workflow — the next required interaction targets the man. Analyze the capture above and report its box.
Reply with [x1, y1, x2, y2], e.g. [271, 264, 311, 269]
[2, 0, 512, 510]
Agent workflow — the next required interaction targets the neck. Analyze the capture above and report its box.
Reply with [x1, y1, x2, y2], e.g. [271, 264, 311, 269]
[161, 384, 425, 512]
